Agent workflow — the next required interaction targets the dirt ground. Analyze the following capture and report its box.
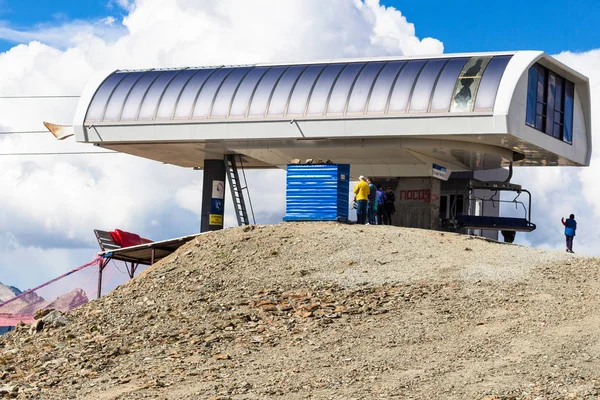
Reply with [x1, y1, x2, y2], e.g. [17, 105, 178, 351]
[1, 222, 600, 399]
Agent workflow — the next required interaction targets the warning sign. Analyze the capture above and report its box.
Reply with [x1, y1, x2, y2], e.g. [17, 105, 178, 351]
[212, 180, 225, 199]
[209, 214, 223, 225]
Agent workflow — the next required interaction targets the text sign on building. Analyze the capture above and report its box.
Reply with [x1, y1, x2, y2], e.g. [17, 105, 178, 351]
[209, 180, 225, 226]
[432, 164, 449, 181]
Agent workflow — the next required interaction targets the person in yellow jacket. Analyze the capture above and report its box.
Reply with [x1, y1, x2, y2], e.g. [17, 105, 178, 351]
[353, 175, 370, 224]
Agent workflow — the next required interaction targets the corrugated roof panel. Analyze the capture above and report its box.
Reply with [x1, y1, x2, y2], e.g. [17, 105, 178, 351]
[84, 54, 514, 124]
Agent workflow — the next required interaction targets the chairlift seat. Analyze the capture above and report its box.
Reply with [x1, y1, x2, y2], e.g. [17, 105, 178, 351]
[456, 215, 536, 232]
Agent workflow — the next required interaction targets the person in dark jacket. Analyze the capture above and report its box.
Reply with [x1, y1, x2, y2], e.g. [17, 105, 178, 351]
[561, 214, 577, 253]
[383, 186, 396, 225]
[366, 177, 377, 225]
[376, 185, 385, 225]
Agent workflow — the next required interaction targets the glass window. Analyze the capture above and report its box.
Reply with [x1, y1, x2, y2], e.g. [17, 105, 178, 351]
[156, 69, 196, 119]
[138, 70, 179, 120]
[474, 56, 512, 111]
[534, 65, 547, 131]
[346, 62, 385, 114]
[525, 63, 575, 144]
[267, 65, 307, 116]
[563, 81, 574, 144]
[193, 68, 234, 118]
[430, 58, 468, 112]
[525, 66, 538, 126]
[121, 70, 162, 120]
[306, 63, 345, 115]
[287, 65, 326, 115]
[211, 67, 253, 118]
[409, 59, 447, 112]
[326, 63, 365, 115]
[367, 61, 406, 113]
[229, 67, 269, 117]
[450, 57, 491, 112]
[388, 60, 426, 113]
[174, 69, 217, 119]
[86, 72, 128, 121]
[248, 66, 287, 117]
[103, 72, 146, 121]
[545, 72, 556, 136]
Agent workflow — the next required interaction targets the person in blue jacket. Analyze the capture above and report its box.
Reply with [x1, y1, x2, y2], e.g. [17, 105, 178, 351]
[561, 214, 577, 253]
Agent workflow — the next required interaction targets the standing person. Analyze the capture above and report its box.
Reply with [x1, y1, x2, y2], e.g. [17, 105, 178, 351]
[366, 177, 377, 225]
[383, 186, 396, 225]
[353, 175, 370, 225]
[561, 214, 577, 253]
[376, 185, 385, 225]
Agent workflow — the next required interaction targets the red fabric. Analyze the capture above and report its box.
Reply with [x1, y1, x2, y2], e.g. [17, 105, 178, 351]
[110, 229, 153, 248]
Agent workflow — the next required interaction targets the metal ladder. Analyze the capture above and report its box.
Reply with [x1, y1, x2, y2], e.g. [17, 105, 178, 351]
[224, 154, 255, 226]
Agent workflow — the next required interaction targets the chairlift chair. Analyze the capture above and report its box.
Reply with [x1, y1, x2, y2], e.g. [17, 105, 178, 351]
[454, 179, 536, 241]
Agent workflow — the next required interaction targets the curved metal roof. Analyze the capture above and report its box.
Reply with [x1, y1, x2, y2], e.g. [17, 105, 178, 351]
[84, 54, 513, 124]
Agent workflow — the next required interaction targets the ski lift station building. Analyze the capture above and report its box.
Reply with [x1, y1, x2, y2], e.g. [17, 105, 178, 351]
[69, 50, 592, 239]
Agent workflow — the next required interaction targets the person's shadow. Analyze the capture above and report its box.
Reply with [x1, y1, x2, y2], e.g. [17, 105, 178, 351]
[453, 59, 483, 110]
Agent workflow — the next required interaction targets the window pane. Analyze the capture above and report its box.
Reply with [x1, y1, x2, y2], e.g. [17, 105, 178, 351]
[248, 66, 287, 117]
[430, 58, 468, 112]
[121, 70, 162, 120]
[554, 110, 562, 123]
[211, 67, 253, 118]
[525, 66, 538, 126]
[367, 61, 405, 113]
[229, 67, 269, 117]
[450, 57, 491, 112]
[346, 62, 385, 114]
[545, 72, 556, 136]
[327, 63, 365, 114]
[86, 72, 128, 121]
[554, 76, 564, 111]
[306, 63, 346, 115]
[563, 81, 574, 143]
[553, 123, 562, 138]
[193, 68, 234, 118]
[138, 70, 180, 120]
[156, 69, 197, 119]
[474, 55, 512, 111]
[174, 69, 217, 119]
[287, 65, 326, 115]
[536, 66, 547, 107]
[535, 115, 544, 130]
[104, 72, 146, 120]
[409, 59, 447, 112]
[388, 60, 426, 113]
[268, 65, 306, 116]
[536, 102, 545, 117]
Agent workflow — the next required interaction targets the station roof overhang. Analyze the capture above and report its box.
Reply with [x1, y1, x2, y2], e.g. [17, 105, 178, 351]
[71, 51, 592, 176]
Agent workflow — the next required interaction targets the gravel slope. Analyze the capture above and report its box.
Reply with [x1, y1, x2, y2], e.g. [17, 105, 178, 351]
[1, 222, 599, 399]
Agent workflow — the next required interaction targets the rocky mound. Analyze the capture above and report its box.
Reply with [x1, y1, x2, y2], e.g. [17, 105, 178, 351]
[1, 222, 599, 399]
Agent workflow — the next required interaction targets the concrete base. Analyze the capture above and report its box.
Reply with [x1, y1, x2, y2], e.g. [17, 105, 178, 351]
[393, 177, 441, 230]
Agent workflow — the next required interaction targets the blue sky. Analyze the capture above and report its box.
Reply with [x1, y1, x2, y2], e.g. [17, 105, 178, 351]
[1, 0, 599, 54]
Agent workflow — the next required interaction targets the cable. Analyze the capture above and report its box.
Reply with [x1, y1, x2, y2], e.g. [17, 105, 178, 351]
[0, 151, 117, 156]
[0, 130, 49, 135]
[0, 95, 80, 99]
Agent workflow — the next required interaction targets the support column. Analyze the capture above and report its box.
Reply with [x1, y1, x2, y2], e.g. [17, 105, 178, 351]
[393, 177, 441, 230]
[201, 159, 226, 233]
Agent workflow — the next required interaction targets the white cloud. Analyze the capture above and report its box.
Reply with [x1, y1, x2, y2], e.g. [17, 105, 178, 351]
[0, 0, 441, 290]
[511, 49, 600, 254]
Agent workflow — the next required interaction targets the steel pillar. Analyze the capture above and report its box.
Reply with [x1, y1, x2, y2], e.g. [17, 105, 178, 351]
[201, 159, 226, 232]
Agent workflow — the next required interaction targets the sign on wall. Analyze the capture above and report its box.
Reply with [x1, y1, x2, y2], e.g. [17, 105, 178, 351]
[432, 164, 450, 181]
[209, 180, 225, 226]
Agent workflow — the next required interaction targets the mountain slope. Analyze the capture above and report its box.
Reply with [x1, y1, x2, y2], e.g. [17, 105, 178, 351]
[0, 222, 599, 399]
